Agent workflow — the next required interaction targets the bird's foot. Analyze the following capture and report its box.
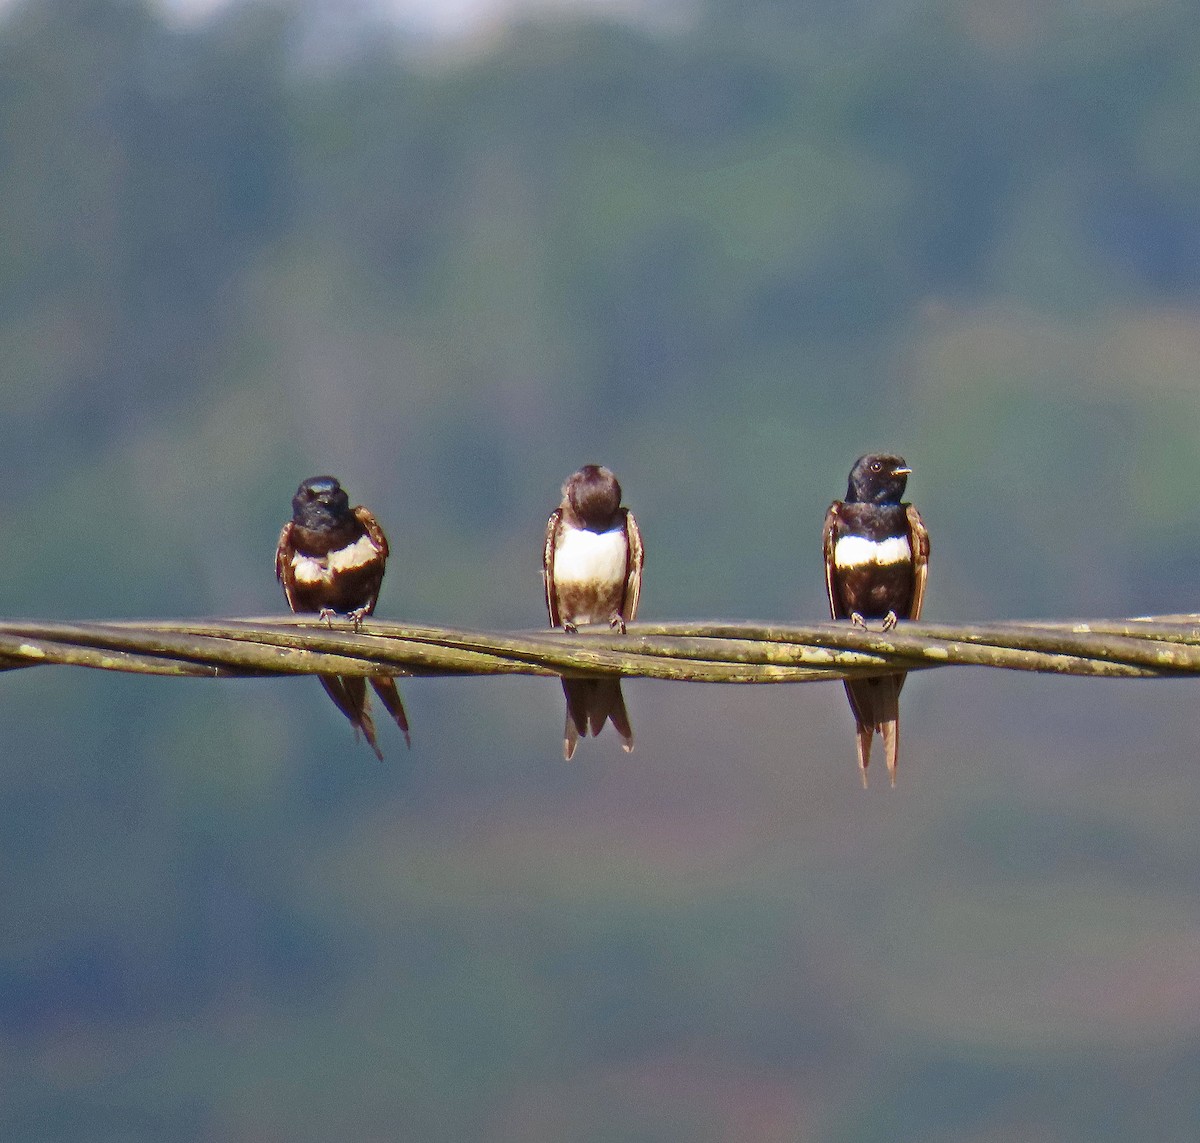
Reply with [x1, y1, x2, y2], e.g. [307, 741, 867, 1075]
[609, 614, 627, 634]
[563, 622, 578, 634]
[850, 611, 899, 633]
[318, 608, 338, 628]
[349, 606, 370, 632]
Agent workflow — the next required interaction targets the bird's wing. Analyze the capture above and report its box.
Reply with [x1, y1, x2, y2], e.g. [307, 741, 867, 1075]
[821, 502, 843, 619]
[275, 521, 300, 611]
[622, 509, 644, 622]
[543, 508, 562, 628]
[353, 506, 390, 559]
[905, 504, 930, 620]
[352, 505, 390, 613]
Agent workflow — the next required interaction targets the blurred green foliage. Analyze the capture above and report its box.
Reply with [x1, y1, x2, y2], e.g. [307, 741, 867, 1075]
[5, 0, 1200, 1138]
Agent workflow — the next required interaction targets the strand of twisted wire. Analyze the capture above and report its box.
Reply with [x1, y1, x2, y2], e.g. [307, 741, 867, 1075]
[124, 619, 1090, 679]
[0, 620, 847, 682]
[623, 620, 1200, 673]
[0, 616, 1193, 681]
[119, 619, 866, 683]
[216, 615, 1200, 672]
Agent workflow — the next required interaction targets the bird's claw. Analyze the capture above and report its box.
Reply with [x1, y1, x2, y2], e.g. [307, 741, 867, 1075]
[349, 606, 370, 632]
[563, 622, 578, 634]
[850, 611, 899, 632]
[609, 615, 627, 634]
[318, 608, 337, 628]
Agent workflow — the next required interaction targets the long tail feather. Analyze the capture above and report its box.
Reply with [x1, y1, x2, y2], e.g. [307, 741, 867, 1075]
[844, 673, 904, 786]
[318, 673, 359, 723]
[341, 676, 383, 761]
[560, 678, 634, 757]
[843, 679, 873, 783]
[370, 676, 411, 748]
[319, 674, 383, 761]
[601, 681, 634, 753]
[879, 672, 904, 786]
[561, 679, 590, 760]
[844, 667, 902, 787]
[854, 719, 873, 787]
[881, 714, 899, 787]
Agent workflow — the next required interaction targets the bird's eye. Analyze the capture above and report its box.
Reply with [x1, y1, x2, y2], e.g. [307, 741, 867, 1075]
[870, 461, 882, 472]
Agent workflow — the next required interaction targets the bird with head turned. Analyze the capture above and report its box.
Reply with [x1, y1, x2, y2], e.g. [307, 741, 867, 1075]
[543, 464, 644, 760]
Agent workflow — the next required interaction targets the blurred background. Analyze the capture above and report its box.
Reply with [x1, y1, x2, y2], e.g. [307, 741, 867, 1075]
[4, 0, 1200, 1138]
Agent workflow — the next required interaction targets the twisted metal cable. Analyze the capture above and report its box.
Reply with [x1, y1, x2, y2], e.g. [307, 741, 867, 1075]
[0, 614, 1197, 683]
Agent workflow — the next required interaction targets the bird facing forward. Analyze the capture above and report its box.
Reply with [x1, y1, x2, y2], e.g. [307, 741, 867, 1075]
[822, 454, 929, 785]
[543, 465, 644, 760]
[276, 475, 410, 759]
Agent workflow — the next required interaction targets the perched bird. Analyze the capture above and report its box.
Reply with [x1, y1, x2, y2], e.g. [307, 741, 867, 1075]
[275, 475, 410, 759]
[543, 465, 645, 759]
[822, 454, 929, 785]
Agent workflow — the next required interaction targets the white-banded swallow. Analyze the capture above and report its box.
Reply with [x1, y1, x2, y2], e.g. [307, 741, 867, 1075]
[275, 475, 410, 759]
[543, 464, 645, 760]
[822, 454, 929, 785]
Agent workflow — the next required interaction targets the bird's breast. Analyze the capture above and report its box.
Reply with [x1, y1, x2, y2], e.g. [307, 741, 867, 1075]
[293, 533, 381, 584]
[554, 525, 628, 587]
[833, 533, 911, 569]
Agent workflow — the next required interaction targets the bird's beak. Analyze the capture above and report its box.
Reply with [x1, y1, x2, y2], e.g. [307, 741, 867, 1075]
[892, 465, 912, 476]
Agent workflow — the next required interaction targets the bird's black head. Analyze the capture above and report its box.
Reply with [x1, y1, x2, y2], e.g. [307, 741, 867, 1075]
[845, 454, 912, 504]
[564, 464, 623, 530]
[291, 475, 352, 531]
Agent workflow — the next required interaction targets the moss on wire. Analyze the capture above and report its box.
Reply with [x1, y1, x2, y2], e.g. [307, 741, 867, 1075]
[0, 615, 1198, 684]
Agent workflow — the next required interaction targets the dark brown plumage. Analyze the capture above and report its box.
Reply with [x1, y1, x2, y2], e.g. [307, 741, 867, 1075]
[822, 454, 929, 785]
[276, 475, 410, 758]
